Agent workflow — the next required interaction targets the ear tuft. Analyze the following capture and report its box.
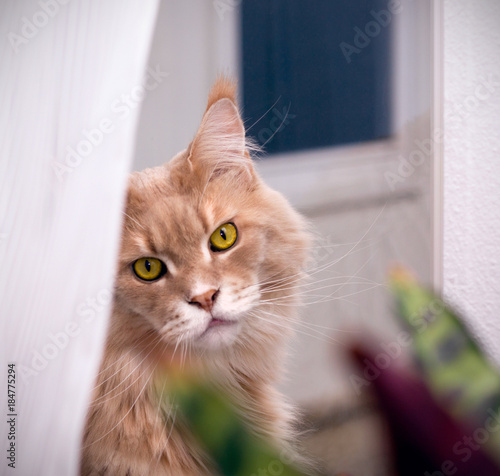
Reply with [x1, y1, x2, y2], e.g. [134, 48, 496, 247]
[187, 77, 255, 182]
[205, 75, 238, 112]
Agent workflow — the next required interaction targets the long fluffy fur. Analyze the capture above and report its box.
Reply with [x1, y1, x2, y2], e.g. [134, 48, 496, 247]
[81, 77, 311, 475]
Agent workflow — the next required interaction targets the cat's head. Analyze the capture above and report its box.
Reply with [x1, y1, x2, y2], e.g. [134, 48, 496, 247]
[114, 78, 309, 355]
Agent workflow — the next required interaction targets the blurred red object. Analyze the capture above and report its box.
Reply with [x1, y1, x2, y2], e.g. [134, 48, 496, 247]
[350, 346, 500, 476]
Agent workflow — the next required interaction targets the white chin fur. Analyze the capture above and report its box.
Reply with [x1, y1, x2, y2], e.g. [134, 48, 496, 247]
[194, 320, 242, 350]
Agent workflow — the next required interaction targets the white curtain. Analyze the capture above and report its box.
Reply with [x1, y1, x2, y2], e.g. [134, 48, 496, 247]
[0, 2, 159, 474]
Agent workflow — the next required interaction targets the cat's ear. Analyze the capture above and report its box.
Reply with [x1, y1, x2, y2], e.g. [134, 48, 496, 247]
[186, 78, 254, 182]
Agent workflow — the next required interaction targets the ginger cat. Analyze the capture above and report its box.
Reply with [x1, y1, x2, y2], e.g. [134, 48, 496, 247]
[81, 77, 310, 475]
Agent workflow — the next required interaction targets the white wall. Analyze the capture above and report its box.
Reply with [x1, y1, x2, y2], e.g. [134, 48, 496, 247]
[134, 0, 239, 171]
[443, 0, 500, 361]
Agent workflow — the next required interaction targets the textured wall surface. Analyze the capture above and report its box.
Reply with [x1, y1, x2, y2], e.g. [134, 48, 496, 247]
[443, 0, 500, 361]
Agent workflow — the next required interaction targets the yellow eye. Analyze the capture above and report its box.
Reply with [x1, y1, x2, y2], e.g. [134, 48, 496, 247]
[210, 223, 238, 251]
[132, 258, 166, 281]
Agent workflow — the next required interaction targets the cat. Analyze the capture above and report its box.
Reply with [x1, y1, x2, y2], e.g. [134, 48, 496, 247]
[80, 77, 311, 475]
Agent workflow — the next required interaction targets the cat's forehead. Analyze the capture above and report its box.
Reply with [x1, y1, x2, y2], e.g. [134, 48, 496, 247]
[128, 168, 235, 224]
[124, 167, 241, 262]
[128, 193, 207, 251]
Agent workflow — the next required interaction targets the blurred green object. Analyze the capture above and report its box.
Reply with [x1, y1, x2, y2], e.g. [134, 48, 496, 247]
[155, 373, 307, 476]
[390, 268, 500, 464]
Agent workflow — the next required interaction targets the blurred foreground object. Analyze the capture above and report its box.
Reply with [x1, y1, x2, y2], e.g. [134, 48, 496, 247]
[155, 372, 307, 476]
[392, 268, 500, 466]
[350, 269, 500, 475]
[350, 348, 500, 475]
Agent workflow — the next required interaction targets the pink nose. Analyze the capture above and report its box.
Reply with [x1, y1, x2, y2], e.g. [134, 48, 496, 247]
[189, 289, 218, 312]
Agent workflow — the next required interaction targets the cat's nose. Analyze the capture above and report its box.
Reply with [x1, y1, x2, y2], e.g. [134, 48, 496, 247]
[189, 289, 218, 313]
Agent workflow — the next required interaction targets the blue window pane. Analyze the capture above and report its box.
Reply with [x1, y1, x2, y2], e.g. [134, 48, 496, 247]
[241, 0, 393, 155]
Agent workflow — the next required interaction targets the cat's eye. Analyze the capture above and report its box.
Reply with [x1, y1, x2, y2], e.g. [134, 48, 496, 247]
[132, 258, 166, 281]
[210, 223, 237, 252]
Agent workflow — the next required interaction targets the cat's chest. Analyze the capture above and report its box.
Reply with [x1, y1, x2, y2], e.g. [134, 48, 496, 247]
[89, 380, 207, 475]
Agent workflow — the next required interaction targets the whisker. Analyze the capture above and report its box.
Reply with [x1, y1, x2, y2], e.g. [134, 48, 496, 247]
[260, 102, 292, 148]
[93, 332, 164, 391]
[258, 307, 357, 334]
[91, 334, 165, 404]
[261, 271, 380, 295]
[248, 310, 343, 345]
[83, 363, 159, 449]
[245, 96, 282, 132]
[170, 333, 184, 364]
[122, 211, 146, 230]
[260, 280, 382, 304]
[248, 236, 381, 294]
[94, 326, 163, 381]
